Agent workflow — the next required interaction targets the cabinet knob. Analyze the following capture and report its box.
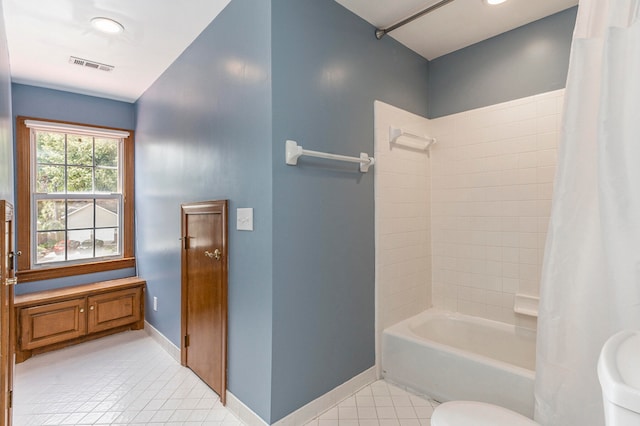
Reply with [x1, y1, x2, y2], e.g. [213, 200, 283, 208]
[90, 306, 95, 311]
[80, 308, 84, 313]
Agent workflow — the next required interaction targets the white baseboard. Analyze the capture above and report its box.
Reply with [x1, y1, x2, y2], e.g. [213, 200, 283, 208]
[226, 391, 269, 426]
[143, 322, 375, 426]
[144, 320, 181, 363]
[226, 367, 376, 426]
[272, 366, 377, 426]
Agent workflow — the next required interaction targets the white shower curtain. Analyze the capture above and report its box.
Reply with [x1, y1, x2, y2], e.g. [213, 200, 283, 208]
[535, 0, 640, 425]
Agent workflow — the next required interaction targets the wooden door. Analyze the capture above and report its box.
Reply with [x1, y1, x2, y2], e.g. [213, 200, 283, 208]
[181, 201, 228, 404]
[1, 201, 15, 426]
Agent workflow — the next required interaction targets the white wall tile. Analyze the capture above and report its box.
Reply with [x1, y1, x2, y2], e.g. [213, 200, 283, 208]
[518, 231, 537, 248]
[536, 97, 559, 116]
[430, 90, 563, 328]
[376, 90, 561, 351]
[537, 149, 557, 167]
[375, 101, 433, 375]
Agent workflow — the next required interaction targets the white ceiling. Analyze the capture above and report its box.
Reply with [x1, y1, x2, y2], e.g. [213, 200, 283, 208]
[2, 0, 231, 103]
[2, 0, 578, 104]
[336, 0, 578, 60]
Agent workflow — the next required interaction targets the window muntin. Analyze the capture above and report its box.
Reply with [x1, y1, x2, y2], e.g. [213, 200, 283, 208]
[31, 128, 123, 266]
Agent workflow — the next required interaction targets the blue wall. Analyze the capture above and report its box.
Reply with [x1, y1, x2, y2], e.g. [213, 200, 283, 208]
[0, 3, 13, 203]
[428, 6, 577, 118]
[11, 84, 136, 295]
[134, 0, 429, 422]
[13, 269, 136, 295]
[12, 84, 135, 129]
[270, 0, 428, 421]
[134, 0, 273, 420]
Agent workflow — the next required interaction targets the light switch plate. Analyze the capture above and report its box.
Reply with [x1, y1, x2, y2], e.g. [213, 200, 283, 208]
[237, 208, 253, 231]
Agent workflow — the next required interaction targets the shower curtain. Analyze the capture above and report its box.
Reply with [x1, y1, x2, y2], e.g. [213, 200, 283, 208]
[535, 0, 640, 425]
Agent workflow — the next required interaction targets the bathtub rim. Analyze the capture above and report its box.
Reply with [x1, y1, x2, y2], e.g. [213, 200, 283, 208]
[383, 308, 536, 380]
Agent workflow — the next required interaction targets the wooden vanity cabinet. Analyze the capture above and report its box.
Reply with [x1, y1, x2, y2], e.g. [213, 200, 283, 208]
[14, 277, 145, 362]
[87, 287, 142, 333]
[18, 298, 87, 350]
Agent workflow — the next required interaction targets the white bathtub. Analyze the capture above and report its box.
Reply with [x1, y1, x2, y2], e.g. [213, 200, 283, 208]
[382, 309, 536, 418]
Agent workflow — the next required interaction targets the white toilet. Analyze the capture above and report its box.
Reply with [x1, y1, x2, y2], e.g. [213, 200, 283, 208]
[598, 329, 640, 425]
[431, 329, 640, 426]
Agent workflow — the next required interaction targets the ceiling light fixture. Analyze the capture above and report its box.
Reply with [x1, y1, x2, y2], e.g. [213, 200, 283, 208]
[90, 17, 124, 34]
[485, 0, 508, 4]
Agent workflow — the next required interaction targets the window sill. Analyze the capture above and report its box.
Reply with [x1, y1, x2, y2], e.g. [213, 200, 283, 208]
[16, 257, 136, 283]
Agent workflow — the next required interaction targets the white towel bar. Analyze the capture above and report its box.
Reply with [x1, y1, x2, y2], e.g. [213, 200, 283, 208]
[285, 140, 375, 173]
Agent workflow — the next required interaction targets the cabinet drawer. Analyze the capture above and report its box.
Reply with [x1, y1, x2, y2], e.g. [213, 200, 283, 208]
[88, 287, 142, 333]
[19, 298, 86, 350]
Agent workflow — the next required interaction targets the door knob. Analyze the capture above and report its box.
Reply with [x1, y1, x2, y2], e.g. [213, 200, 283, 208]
[204, 249, 222, 260]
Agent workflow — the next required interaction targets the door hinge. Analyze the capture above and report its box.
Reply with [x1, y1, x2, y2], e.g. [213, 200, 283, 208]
[184, 334, 190, 348]
[9, 390, 12, 408]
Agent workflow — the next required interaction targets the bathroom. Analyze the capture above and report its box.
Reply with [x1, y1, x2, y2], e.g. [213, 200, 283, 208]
[1, 0, 639, 425]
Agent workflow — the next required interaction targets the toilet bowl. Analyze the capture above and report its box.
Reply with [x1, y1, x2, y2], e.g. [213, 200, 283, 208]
[431, 401, 538, 426]
[432, 330, 640, 426]
[598, 329, 640, 425]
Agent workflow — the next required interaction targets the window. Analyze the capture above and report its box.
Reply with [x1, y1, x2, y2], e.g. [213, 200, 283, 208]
[16, 117, 135, 282]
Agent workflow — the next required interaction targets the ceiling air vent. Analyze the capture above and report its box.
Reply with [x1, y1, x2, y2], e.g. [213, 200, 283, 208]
[68, 56, 114, 72]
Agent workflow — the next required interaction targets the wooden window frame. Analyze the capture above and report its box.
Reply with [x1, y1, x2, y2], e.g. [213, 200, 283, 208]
[16, 116, 135, 283]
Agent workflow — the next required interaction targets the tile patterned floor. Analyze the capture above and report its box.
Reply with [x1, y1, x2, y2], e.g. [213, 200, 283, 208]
[306, 381, 439, 426]
[14, 330, 439, 425]
[13, 330, 239, 425]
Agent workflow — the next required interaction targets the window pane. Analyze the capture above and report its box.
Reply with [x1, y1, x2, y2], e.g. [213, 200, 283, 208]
[36, 164, 65, 193]
[36, 230, 65, 264]
[37, 199, 65, 231]
[68, 229, 92, 260]
[67, 166, 93, 192]
[36, 132, 65, 164]
[67, 199, 94, 229]
[96, 228, 120, 257]
[95, 168, 118, 192]
[95, 138, 118, 167]
[25, 121, 127, 271]
[67, 134, 93, 166]
[96, 199, 119, 228]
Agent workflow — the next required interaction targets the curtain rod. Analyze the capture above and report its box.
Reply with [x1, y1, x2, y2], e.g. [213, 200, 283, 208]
[375, 0, 457, 40]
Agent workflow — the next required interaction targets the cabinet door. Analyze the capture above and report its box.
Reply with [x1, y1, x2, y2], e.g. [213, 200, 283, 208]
[87, 287, 141, 333]
[19, 299, 86, 350]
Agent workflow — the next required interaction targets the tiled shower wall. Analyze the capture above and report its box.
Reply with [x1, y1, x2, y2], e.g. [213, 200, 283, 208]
[429, 89, 564, 329]
[374, 101, 432, 369]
